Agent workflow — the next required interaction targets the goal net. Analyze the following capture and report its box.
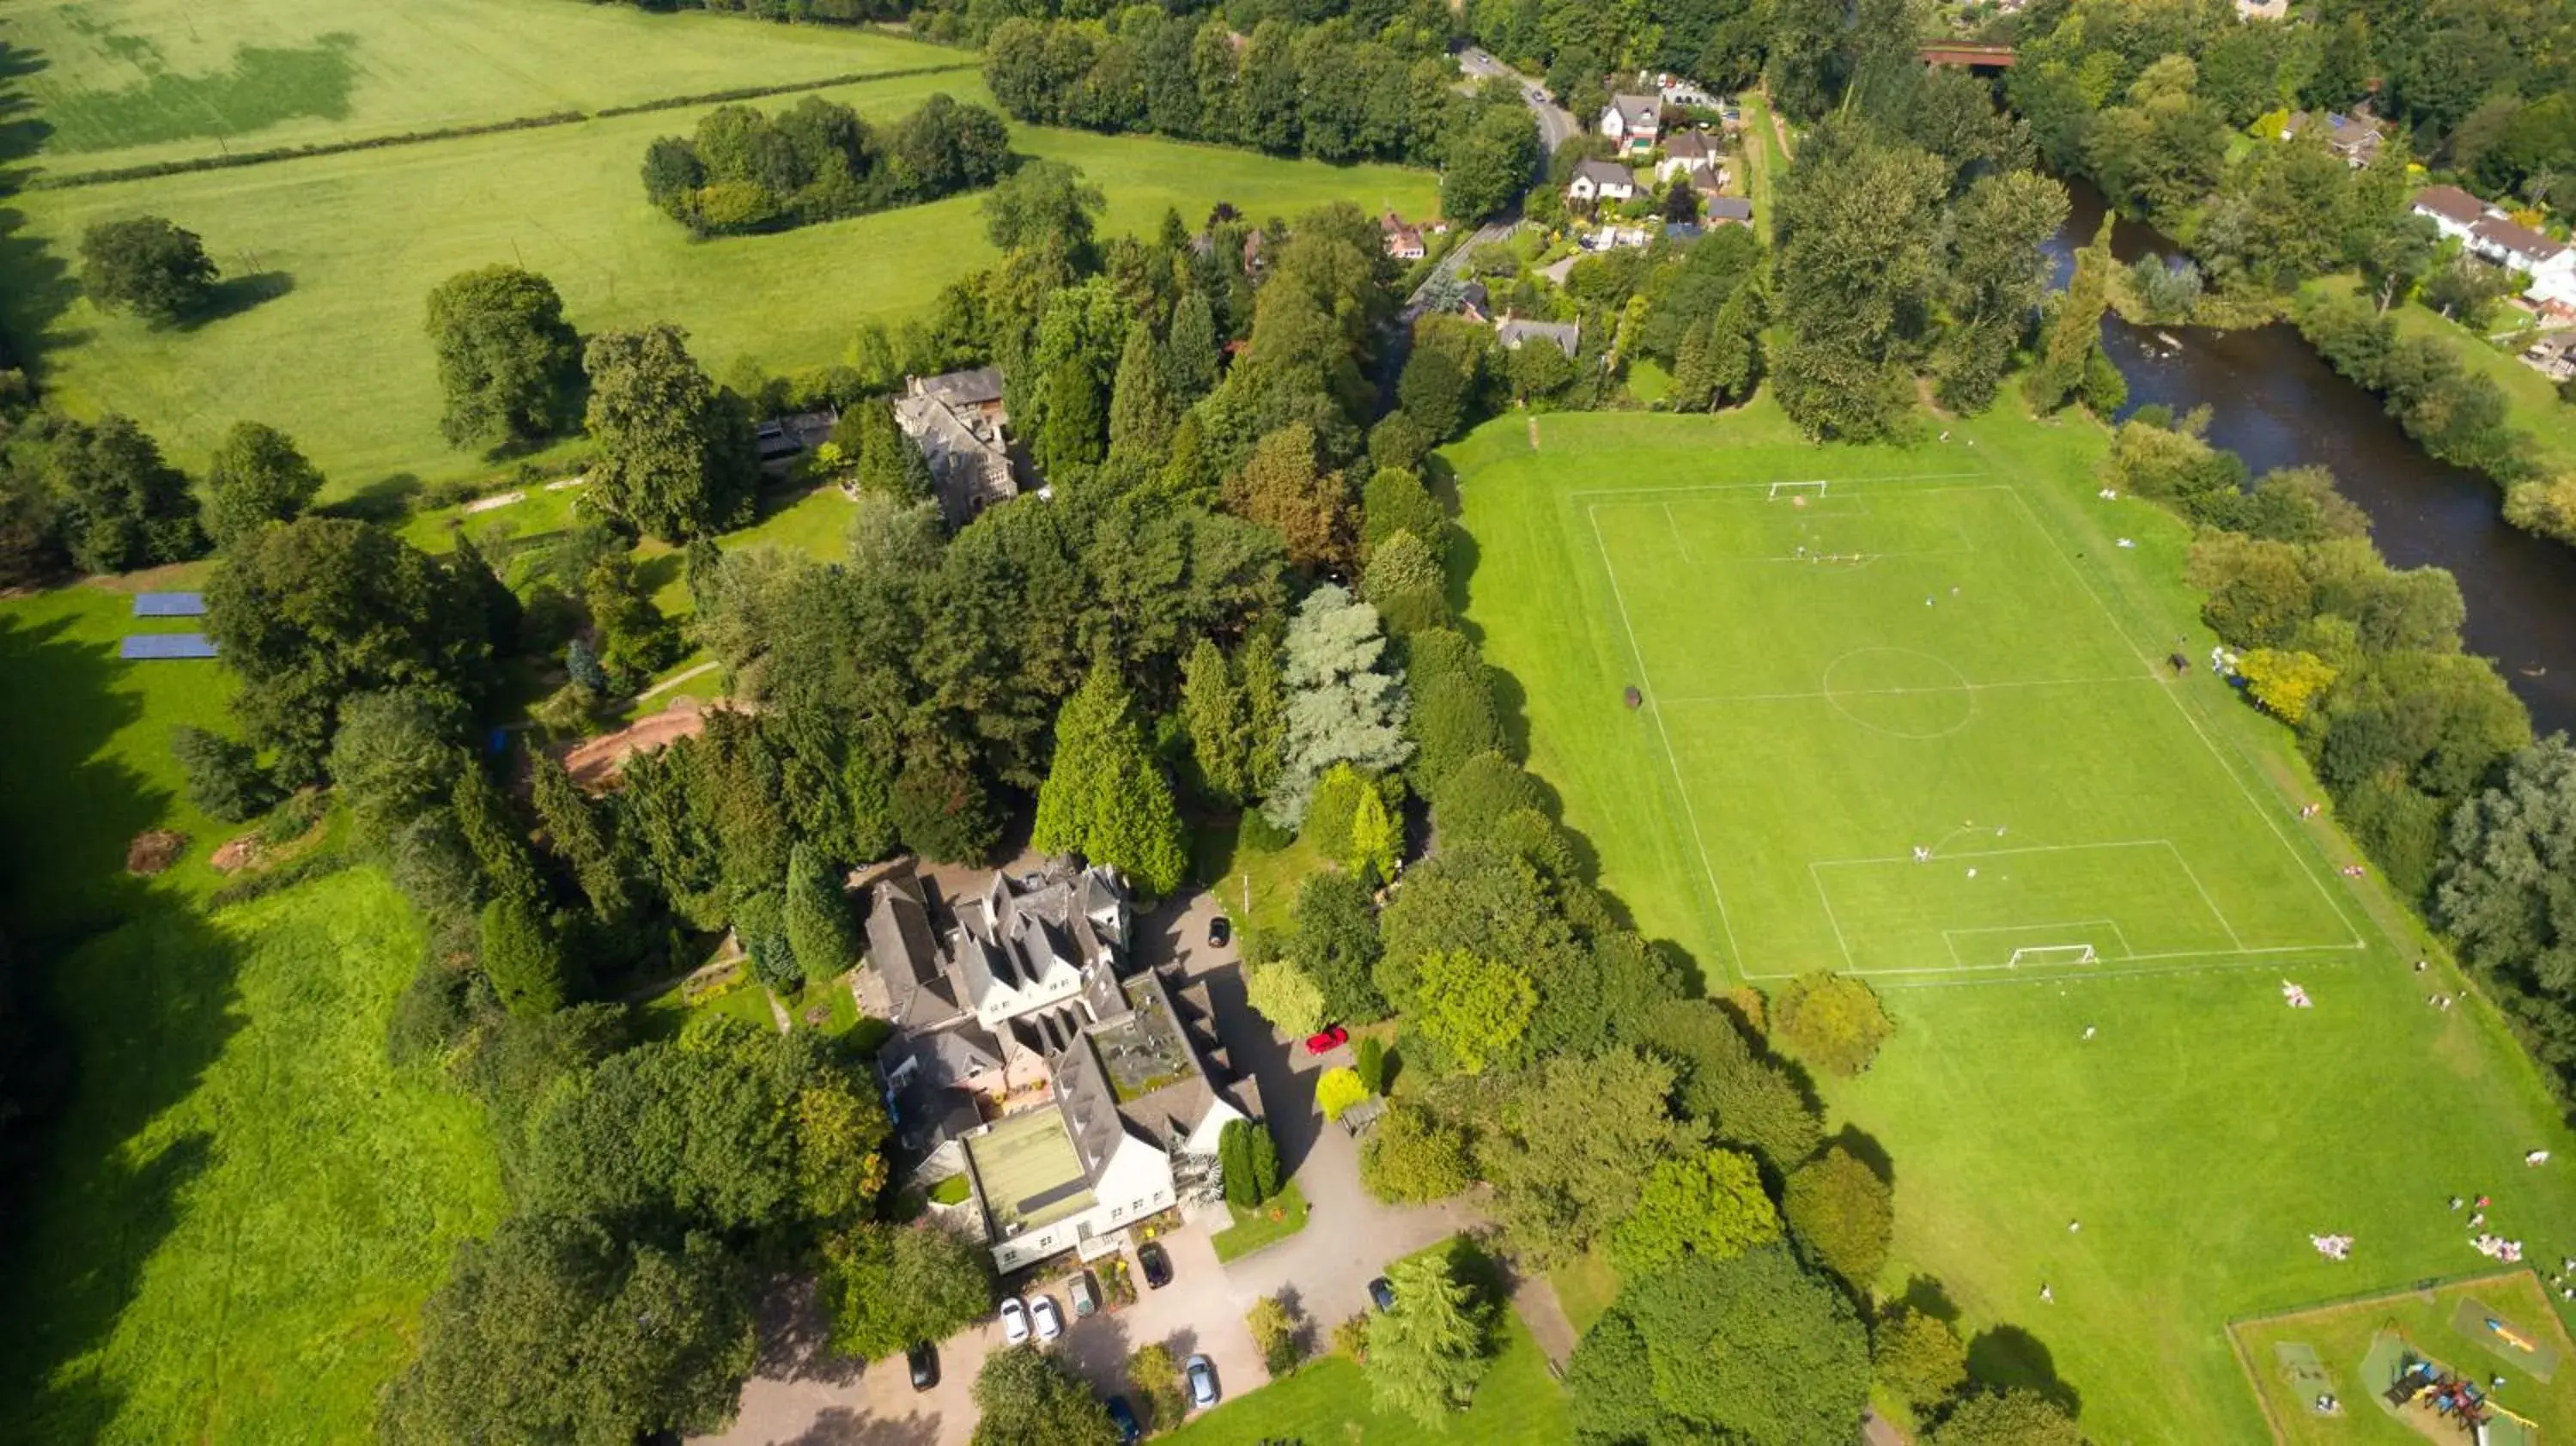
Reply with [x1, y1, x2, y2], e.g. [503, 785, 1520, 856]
[1768, 480, 1828, 501]
[2006, 945, 2099, 968]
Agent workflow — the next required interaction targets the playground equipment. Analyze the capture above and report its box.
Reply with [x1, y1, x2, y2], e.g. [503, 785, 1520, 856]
[2386, 1358, 2494, 1435]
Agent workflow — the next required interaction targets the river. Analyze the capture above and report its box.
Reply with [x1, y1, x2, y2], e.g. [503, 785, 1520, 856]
[2045, 180, 2576, 734]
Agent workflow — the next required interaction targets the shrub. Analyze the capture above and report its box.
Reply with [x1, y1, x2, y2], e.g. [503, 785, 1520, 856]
[1249, 1293, 1304, 1376]
[1127, 1343, 1187, 1432]
[172, 725, 279, 823]
[1360, 1103, 1473, 1204]
[1784, 1145, 1894, 1289]
[1317, 1066, 1367, 1121]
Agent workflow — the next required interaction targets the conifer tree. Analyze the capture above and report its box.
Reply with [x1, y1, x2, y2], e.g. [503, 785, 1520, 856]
[1031, 662, 1188, 893]
[1181, 637, 1253, 804]
[1707, 283, 1762, 404]
[1672, 318, 1717, 412]
[1163, 289, 1220, 401]
[1107, 324, 1177, 471]
[1348, 781, 1398, 884]
[783, 841, 858, 981]
[531, 752, 631, 923]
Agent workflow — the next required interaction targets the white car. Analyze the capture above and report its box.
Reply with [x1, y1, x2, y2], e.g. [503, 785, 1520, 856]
[1031, 1294, 1065, 1341]
[1186, 1353, 1219, 1408]
[999, 1297, 1030, 1345]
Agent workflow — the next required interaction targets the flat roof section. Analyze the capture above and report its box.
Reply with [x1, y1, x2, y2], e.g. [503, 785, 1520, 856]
[968, 1105, 1094, 1232]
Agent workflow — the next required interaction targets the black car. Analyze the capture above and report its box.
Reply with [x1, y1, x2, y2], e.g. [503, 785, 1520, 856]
[1138, 1240, 1173, 1290]
[1207, 915, 1231, 948]
[906, 1341, 939, 1391]
[1104, 1395, 1142, 1443]
[1368, 1276, 1396, 1312]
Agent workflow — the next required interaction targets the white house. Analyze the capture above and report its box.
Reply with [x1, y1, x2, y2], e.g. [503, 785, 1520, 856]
[2412, 186, 2576, 312]
[1657, 131, 1722, 186]
[1568, 158, 1638, 204]
[1601, 94, 1661, 155]
[863, 860, 1261, 1273]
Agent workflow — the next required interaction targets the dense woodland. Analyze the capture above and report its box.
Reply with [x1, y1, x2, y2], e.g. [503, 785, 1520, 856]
[7, 0, 2576, 1440]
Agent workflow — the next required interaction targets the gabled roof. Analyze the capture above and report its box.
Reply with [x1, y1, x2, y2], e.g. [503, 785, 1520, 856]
[1705, 196, 1754, 221]
[1607, 94, 1660, 130]
[912, 366, 1004, 410]
[1665, 131, 1714, 161]
[1497, 318, 1582, 356]
[866, 870, 957, 1028]
[2473, 216, 2567, 264]
[2412, 185, 2491, 227]
[1571, 159, 1636, 191]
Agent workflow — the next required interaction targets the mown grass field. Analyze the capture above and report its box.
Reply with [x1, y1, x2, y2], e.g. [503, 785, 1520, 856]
[2302, 274, 2576, 483]
[4, 0, 968, 173]
[1445, 398, 2576, 1441]
[0, 583, 504, 1444]
[3, 68, 1437, 498]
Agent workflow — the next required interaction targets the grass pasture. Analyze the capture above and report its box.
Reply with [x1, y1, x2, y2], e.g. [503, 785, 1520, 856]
[1449, 401, 2576, 1441]
[5, 0, 968, 173]
[2, 70, 1438, 496]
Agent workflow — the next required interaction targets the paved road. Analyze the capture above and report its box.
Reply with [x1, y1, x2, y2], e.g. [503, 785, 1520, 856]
[1456, 45, 1579, 161]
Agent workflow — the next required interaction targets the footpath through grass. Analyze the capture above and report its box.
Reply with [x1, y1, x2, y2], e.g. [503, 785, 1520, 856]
[3, 69, 1437, 496]
[9, 0, 966, 173]
[1446, 399, 2576, 1440]
[0, 583, 505, 1443]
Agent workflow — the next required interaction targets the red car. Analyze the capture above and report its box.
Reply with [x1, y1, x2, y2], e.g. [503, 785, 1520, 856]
[1303, 1025, 1349, 1054]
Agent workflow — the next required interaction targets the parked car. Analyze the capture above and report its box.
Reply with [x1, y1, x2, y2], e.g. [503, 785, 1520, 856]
[1069, 1271, 1098, 1318]
[1000, 1296, 1030, 1343]
[906, 1342, 939, 1391]
[1304, 1024, 1349, 1054]
[1207, 914, 1231, 948]
[1185, 1353, 1219, 1409]
[1138, 1241, 1172, 1289]
[1105, 1395, 1141, 1443]
[1369, 1276, 1396, 1312]
[1030, 1293, 1065, 1340]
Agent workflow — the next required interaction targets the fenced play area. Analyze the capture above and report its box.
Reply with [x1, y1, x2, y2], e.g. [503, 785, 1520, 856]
[1577, 474, 2363, 985]
[2231, 1272, 2576, 1444]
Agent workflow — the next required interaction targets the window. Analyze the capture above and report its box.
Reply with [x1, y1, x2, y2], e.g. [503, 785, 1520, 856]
[1109, 1206, 1123, 1221]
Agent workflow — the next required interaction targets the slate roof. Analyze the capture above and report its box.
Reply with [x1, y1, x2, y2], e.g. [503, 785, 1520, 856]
[1705, 196, 1754, 221]
[866, 870, 957, 1029]
[2474, 216, 2568, 264]
[1571, 159, 1636, 191]
[912, 367, 1005, 410]
[1498, 319, 1582, 356]
[2413, 185, 2491, 228]
[1664, 131, 1715, 161]
[1607, 94, 1661, 131]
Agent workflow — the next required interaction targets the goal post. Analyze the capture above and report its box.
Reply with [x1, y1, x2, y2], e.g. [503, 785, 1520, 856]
[1768, 479, 1829, 501]
[2006, 944, 2099, 968]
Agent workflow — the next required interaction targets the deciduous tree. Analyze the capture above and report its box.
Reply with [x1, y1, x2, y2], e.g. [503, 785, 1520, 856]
[970, 1346, 1121, 1446]
[583, 325, 757, 543]
[1246, 957, 1329, 1036]
[1609, 1147, 1783, 1273]
[204, 421, 324, 546]
[1413, 949, 1536, 1075]
[1771, 971, 1896, 1076]
[426, 265, 584, 448]
[1784, 1145, 1894, 1289]
[79, 216, 217, 325]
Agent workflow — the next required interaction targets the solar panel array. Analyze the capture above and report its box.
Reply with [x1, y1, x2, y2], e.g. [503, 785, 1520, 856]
[118, 634, 219, 660]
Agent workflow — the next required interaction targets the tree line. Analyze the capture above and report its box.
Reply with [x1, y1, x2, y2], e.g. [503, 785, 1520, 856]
[981, 12, 1540, 223]
[642, 92, 1011, 237]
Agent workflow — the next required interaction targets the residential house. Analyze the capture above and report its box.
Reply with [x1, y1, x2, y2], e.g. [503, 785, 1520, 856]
[1656, 131, 1723, 187]
[1601, 94, 1662, 155]
[1382, 213, 1426, 261]
[1657, 78, 1717, 109]
[894, 368, 1018, 528]
[1705, 195, 1754, 227]
[861, 859, 1259, 1273]
[2411, 185, 2576, 312]
[1568, 158, 1638, 205]
[2234, 0, 2287, 18]
[2282, 107, 2387, 167]
[1457, 279, 1492, 323]
[1497, 316, 1582, 358]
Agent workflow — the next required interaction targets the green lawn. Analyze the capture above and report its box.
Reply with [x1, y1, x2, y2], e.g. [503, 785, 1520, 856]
[0, 580, 506, 1445]
[3, 69, 1437, 499]
[1549, 1249, 1621, 1337]
[1192, 817, 1332, 943]
[1166, 1236, 1570, 1443]
[1210, 1182, 1310, 1264]
[8, 0, 968, 175]
[1740, 90, 1789, 247]
[1446, 398, 2576, 1441]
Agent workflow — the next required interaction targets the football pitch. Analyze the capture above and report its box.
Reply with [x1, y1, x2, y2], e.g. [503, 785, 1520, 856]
[1581, 468, 2360, 986]
[1451, 403, 2576, 1441]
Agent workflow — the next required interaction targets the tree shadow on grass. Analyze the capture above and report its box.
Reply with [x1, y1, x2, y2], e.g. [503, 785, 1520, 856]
[0, 611, 250, 1441]
[323, 472, 423, 526]
[1965, 1322, 2082, 1419]
[173, 270, 294, 331]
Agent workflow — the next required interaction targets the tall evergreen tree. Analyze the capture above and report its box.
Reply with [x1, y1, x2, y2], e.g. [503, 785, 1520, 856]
[783, 842, 858, 981]
[1107, 324, 1178, 472]
[1030, 662, 1189, 893]
[478, 890, 569, 1018]
[1163, 289, 1221, 401]
[1180, 637, 1254, 804]
[1367, 1251, 1491, 1425]
[1672, 319, 1717, 412]
[532, 752, 632, 923]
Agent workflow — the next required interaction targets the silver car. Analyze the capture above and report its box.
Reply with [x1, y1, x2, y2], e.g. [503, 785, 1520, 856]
[1186, 1353, 1218, 1409]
